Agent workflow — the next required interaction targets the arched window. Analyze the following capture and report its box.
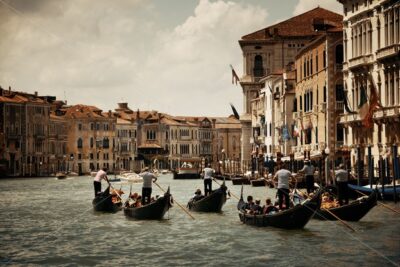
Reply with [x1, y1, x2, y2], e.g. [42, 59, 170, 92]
[77, 138, 83, 149]
[253, 55, 264, 77]
[335, 44, 343, 64]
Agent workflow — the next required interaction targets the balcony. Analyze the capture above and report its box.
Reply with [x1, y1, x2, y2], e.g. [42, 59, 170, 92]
[374, 106, 400, 120]
[342, 62, 348, 72]
[348, 54, 373, 70]
[376, 44, 400, 62]
[336, 101, 344, 113]
[339, 113, 361, 124]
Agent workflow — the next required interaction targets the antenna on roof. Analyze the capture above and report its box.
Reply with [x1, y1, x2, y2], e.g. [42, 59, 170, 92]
[64, 90, 66, 102]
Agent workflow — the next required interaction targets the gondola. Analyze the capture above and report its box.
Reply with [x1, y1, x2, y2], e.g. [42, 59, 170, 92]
[231, 177, 250, 185]
[214, 174, 232, 181]
[237, 188, 322, 229]
[124, 187, 172, 220]
[187, 183, 227, 212]
[92, 186, 122, 212]
[313, 189, 377, 221]
[250, 178, 266, 187]
[348, 183, 400, 201]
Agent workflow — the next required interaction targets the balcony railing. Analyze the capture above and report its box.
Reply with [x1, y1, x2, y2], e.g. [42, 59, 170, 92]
[348, 54, 373, 70]
[336, 101, 344, 113]
[376, 44, 400, 62]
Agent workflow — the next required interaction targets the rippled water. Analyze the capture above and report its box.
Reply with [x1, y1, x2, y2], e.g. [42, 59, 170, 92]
[0, 174, 399, 266]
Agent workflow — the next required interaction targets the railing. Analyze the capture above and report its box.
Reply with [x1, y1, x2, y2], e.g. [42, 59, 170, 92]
[376, 44, 400, 61]
[336, 101, 344, 112]
[348, 54, 373, 70]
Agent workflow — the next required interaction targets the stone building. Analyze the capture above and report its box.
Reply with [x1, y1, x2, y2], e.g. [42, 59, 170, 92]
[237, 7, 343, 171]
[293, 21, 344, 171]
[338, 0, 400, 178]
[48, 112, 68, 174]
[0, 88, 55, 176]
[60, 105, 116, 174]
[115, 117, 136, 172]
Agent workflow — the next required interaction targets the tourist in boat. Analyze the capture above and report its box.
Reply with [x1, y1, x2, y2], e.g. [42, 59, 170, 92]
[243, 195, 255, 211]
[202, 163, 215, 196]
[335, 163, 353, 206]
[250, 199, 263, 214]
[263, 198, 278, 214]
[299, 159, 315, 194]
[273, 163, 296, 210]
[93, 167, 110, 196]
[139, 167, 158, 205]
[191, 189, 204, 202]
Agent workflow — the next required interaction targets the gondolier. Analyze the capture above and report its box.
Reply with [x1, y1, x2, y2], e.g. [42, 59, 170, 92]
[299, 160, 315, 194]
[93, 167, 110, 196]
[335, 164, 353, 206]
[202, 164, 215, 196]
[273, 163, 296, 210]
[140, 167, 157, 205]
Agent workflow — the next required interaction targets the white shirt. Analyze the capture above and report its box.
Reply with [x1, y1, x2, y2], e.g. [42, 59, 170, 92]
[335, 169, 349, 182]
[203, 167, 214, 179]
[94, 170, 107, 182]
[140, 171, 156, 188]
[275, 169, 292, 189]
[301, 165, 315, 176]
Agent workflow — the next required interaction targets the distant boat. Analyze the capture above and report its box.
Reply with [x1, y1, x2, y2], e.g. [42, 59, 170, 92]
[348, 183, 400, 201]
[173, 162, 200, 179]
[117, 172, 143, 183]
[56, 172, 67, 179]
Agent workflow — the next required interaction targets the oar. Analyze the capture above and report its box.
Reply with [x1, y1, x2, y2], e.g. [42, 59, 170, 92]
[153, 181, 195, 220]
[212, 178, 240, 200]
[321, 208, 356, 232]
[355, 190, 400, 214]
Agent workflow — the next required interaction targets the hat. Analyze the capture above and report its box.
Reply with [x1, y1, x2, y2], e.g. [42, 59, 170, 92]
[255, 198, 261, 203]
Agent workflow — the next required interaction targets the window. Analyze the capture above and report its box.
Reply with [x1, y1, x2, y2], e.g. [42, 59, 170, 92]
[90, 123, 94, 130]
[323, 50, 326, 68]
[90, 138, 94, 148]
[103, 138, 109, 149]
[78, 123, 82, 131]
[77, 138, 83, 149]
[253, 55, 264, 77]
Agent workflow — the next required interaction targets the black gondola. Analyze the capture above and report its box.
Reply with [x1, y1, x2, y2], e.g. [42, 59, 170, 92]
[92, 186, 122, 213]
[313, 189, 377, 221]
[124, 187, 172, 220]
[187, 183, 227, 212]
[237, 188, 322, 229]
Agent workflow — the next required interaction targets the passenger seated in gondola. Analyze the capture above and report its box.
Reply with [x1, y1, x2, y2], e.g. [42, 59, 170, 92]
[263, 198, 278, 214]
[243, 195, 255, 212]
[321, 193, 339, 209]
[250, 199, 263, 214]
[136, 196, 142, 207]
[191, 189, 204, 202]
[111, 189, 124, 204]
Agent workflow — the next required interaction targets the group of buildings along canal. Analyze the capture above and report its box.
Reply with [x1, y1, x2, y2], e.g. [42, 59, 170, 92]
[1, 0, 399, 180]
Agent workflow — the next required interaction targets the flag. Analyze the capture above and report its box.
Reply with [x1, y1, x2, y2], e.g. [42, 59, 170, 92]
[230, 103, 240, 120]
[292, 124, 300, 137]
[230, 64, 240, 85]
[358, 85, 369, 122]
[300, 120, 308, 144]
[363, 76, 383, 128]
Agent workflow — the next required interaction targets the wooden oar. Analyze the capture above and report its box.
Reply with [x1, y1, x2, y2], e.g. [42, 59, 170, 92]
[355, 190, 400, 214]
[212, 178, 240, 200]
[321, 208, 356, 232]
[153, 181, 195, 220]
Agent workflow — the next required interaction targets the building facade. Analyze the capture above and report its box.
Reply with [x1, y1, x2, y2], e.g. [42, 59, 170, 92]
[237, 7, 343, 171]
[338, 0, 400, 179]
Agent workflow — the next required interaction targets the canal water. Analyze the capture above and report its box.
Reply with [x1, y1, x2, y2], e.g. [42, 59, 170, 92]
[0, 174, 399, 266]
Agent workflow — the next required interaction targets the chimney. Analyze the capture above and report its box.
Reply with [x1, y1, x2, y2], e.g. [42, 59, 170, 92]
[34, 91, 38, 97]
[108, 110, 112, 117]
[118, 102, 128, 109]
[8, 86, 11, 93]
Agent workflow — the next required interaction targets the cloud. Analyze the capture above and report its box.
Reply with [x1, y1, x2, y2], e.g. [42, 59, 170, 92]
[293, 0, 342, 15]
[0, 0, 268, 116]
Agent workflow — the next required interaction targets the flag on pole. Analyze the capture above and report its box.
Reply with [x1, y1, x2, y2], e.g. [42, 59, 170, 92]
[358, 85, 369, 122]
[229, 103, 240, 120]
[230, 64, 240, 85]
[292, 124, 300, 137]
[363, 76, 383, 128]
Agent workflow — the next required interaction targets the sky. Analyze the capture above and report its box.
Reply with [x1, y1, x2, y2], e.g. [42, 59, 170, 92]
[0, 0, 342, 117]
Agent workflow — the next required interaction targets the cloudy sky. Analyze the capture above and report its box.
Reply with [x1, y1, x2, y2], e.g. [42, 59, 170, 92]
[0, 0, 342, 116]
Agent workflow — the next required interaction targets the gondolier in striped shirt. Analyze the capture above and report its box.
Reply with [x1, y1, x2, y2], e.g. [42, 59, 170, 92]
[202, 164, 215, 196]
[93, 167, 110, 196]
